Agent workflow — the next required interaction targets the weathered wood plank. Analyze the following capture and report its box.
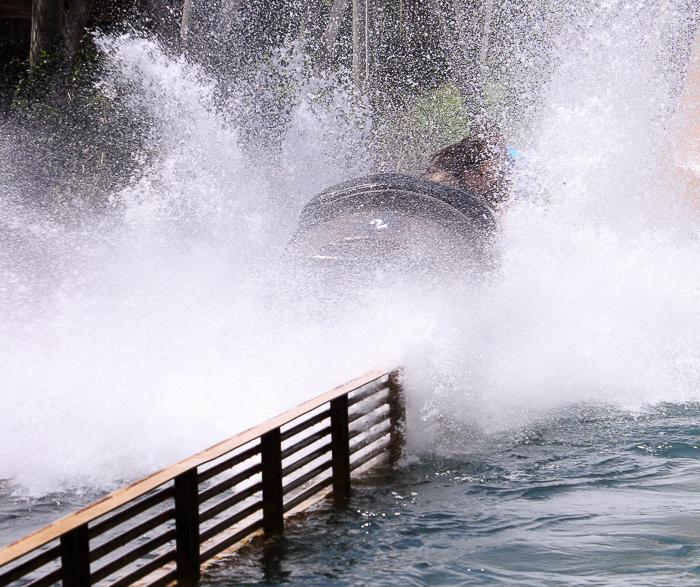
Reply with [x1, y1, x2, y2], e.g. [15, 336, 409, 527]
[330, 395, 351, 501]
[261, 429, 284, 535]
[60, 525, 89, 587]
[174, 470, 200, 587]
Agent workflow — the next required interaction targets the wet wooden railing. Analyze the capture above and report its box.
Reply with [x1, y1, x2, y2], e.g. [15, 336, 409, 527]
[0, 368, 404, 587]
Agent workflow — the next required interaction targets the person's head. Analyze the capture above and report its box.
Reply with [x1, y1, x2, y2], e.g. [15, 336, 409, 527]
[421, 122, 509, 207]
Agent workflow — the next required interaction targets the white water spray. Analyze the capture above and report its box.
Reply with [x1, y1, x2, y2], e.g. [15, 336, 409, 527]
[2, 1, 700, 495]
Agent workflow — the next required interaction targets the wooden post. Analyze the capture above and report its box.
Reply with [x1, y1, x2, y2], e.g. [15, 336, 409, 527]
[330, 396, 351, 501]
[60, 524, 90, 587]
[174, 470, 200, 586]
[261, 428, 284, 534]
[387, 370, 406, 465]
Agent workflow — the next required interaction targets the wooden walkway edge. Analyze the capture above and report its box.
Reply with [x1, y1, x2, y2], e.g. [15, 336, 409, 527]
[0, 367, 405, 587]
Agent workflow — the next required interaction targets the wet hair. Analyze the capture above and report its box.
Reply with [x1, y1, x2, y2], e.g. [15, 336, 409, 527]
[422, 122, 510, 206]
[428, 126, 505, 171]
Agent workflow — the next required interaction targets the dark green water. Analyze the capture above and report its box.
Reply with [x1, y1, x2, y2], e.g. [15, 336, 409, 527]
[200, 403, 700, 586]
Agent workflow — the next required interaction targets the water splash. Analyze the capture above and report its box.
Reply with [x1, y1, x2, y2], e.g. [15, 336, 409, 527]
[0, 35, 385, 495]
[407, 0, 700, 447]
[2, 1, 700, 496]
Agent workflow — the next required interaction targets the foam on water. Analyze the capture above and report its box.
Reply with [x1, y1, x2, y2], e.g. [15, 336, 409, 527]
[2, 1, 700, 497]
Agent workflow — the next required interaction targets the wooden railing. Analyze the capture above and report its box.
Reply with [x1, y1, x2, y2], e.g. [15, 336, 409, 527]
[0, 368, 404, 587]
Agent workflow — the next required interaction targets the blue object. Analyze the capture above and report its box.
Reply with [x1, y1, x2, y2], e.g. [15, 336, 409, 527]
[506, 146, 526, 163]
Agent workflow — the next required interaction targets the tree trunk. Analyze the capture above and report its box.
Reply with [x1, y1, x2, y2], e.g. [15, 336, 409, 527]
[480, 0, 493, 67]
[429, 0, 485, 118]
[352, 0, 360, 84]
[30, 0, 64, 65]
[324, 0, 350, 57]
[64, 0, 93, 64]
[30, 0, 92, 68]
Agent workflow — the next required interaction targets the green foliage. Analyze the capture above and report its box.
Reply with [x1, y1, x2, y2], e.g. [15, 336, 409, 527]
[9, 34, 155, 209]
[13, 50, 59, 108]
[370, 82, 471, 175]
[409, 82, 471, 153]
[483, 76, 508, 122]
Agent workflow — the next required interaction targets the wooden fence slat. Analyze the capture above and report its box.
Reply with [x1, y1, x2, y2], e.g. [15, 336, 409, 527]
[281, 443, 331, 478]
[198, 443, 261, 484]
[330, 395, 351, 501]
[142, 569, 177, 587]
[60, 525, 90, 587]
[199, 483, 262, 524]
[349, 407, 390, 432]
[199, 502, 262, 543]
[198, 463, 262, 505]
[350, 440, 391, 472]
[280, 409, 330, 442]
[349, 417, 390, 441]
[350, 424, 391, 454]
[90, 508, 175, 563]
[89, 486, 174, 539]
[174, 470, 200, 586]
[283, 476, 333, 513]
[349, 390, 390, 421]
[22, 567, 61, 587]
[260, 429, 284, 535]
[347, 380, 388, 407]
[283, 461, 333, 496]
[91, 530, 176, 583]
[106, 551, 176, 587]
[0, 546, 59, 587]
[199, 519, 263, 563]
[281, 426, 332, 460]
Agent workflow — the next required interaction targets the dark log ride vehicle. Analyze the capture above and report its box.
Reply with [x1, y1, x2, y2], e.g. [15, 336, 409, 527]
[288, 173, 498, 277]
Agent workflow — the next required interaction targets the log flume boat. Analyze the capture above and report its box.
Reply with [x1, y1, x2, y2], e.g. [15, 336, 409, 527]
[288, 173, 497, 274]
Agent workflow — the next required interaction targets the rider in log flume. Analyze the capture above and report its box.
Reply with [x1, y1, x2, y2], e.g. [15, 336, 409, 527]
[288, 121, 514, 276]
[419, 121, 510, 210]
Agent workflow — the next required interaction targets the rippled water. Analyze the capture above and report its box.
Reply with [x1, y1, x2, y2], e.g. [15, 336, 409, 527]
[201, 403, 700, 586]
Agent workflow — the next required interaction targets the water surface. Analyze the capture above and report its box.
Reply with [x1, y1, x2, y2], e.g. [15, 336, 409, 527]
[201, 403, 700, 586]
